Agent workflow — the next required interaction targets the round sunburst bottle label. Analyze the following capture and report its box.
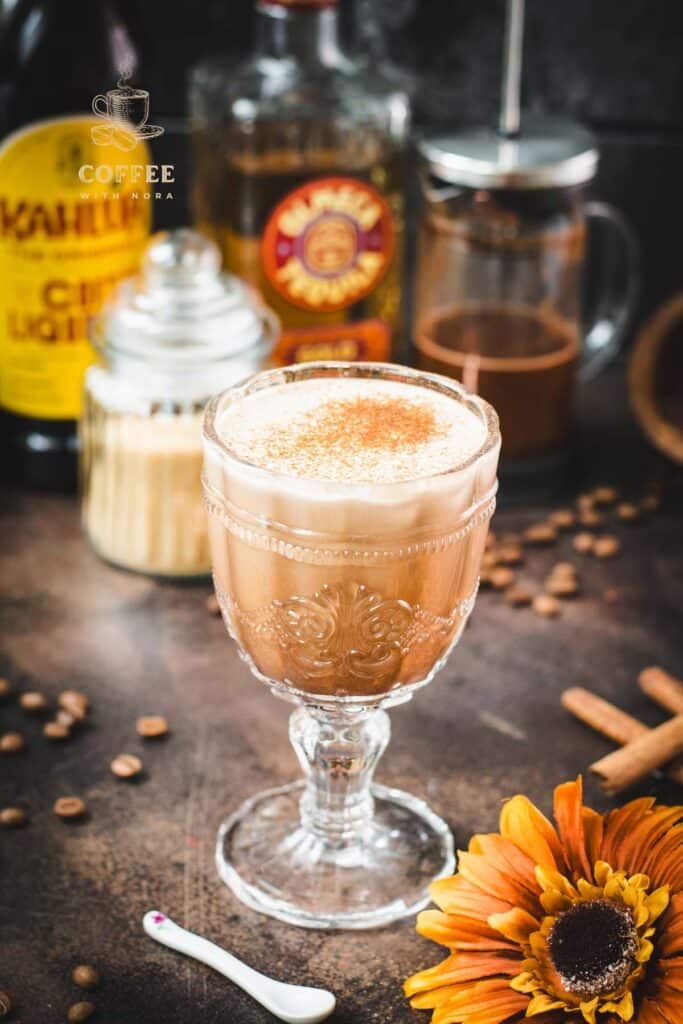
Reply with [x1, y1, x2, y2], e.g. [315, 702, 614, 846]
[261, 176, 395, 313]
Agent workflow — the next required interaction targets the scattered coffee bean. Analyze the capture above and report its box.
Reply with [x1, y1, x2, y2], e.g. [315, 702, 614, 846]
[479, 569, 494, 589]
[578, 508, 602, 527]
[576, 493, 595, 510]
[111, 753, 142, 779]
[136, 716, 168, 739]
[532, 594, 561, 618]
[616, 502, 640, 522]
[54, 796, 86, 819]
[67, 1001, 95, 1023]
[0, 990, 12, 1017]
[552, 561, 576, 576]
[603, 587, 620, 604]
[641, 493, 661, 512]
[499, 531, 522, 546]
[496, 544, 524, 566]
[0, 807, 27, 828]
[44, 721, 70, 741]
[206, 593, 220, 616]
[19, 690, 49, 713]
[482, 549, 500, 569]
[572, 532, 595, 555]
[0, 679, 11, 700]
[524, 523, 557, 545]
[58, 690, 89, 721]
[56, 709, 78, 729]
[549, 508, 576, 530]
[505, 586, 533, 607]
[72, 965, 100, 991]
[594, 535, 620, 559]
[0, 732, 25, 754]
[592, 485, 619, 506]
[546, 575, 580, 598]
[490, 567, 516, 591]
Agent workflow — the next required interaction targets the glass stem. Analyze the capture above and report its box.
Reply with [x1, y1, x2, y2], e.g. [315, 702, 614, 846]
[289, 706, 390, 844]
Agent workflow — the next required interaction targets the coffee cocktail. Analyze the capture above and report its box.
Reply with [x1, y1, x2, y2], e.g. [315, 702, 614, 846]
[202, 362, 500, 928]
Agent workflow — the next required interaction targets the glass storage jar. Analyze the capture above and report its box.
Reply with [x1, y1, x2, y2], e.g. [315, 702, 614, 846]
[80, 229, 278, 579]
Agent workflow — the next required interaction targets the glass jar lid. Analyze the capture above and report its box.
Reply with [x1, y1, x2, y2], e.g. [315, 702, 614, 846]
[419, 116, 598, 190]
[93, 229, 278, 398]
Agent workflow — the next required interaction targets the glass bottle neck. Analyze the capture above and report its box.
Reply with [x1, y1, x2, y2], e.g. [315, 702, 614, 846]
[255, 1, 344, 66]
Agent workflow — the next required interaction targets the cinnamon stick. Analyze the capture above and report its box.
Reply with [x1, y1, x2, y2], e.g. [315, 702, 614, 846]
[562, 687, 683, 785]
[639, 666, 683, 715]
[590, 715, 683, 795]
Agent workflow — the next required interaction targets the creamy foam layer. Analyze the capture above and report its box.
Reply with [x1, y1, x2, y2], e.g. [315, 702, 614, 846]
[217, 378, 486, 484]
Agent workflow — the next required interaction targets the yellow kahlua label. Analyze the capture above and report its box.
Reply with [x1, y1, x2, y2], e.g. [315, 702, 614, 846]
[0, 116, 151, 419]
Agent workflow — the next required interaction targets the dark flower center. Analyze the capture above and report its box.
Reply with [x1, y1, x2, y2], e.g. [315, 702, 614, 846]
[548, 899, 639, 1000]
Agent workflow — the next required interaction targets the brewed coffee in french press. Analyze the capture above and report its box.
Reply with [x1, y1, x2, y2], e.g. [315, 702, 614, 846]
[414, 0, 639, 490]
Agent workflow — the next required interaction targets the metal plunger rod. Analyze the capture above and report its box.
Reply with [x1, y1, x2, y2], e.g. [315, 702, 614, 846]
[499, 0, 525, 138]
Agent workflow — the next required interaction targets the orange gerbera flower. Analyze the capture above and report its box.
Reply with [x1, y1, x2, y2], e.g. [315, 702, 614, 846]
[405, 777, 683, 1024]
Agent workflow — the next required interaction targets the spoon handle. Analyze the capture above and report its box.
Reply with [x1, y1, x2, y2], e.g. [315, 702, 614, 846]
[143, 911, 284, 1015]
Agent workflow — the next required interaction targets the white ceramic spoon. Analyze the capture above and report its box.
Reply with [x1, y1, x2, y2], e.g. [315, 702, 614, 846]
[143, 911, 336, 1024]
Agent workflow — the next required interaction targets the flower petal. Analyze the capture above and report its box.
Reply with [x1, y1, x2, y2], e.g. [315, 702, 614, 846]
[458, 851, 540, 915]
[553, 777, 593, 883]
[416, 910, 521, 952]
[430, 875, 512, 920]
[488, 908, 540, 945]
[405, 952, 521, 998]
[500, 794, 565, 872]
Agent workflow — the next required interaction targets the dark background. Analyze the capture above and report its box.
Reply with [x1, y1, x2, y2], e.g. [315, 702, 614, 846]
[138, 0, 683, 338]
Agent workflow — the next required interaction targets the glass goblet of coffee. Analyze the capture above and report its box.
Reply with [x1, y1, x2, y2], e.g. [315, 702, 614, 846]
[202, 362, 500, 929]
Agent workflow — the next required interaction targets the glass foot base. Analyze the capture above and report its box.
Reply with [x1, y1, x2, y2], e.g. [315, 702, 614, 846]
[216, 781, 455, 929]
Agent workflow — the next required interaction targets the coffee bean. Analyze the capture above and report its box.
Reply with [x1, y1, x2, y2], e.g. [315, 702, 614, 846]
[576, 493, 595, 510]
[56, 709, 78, 729]
[505, 586, 532, 607]
[532, 594, 562, 618]
[0, 732, 25, 754]
[496, 544, 523, 566]
[58, 690, 89, 721]
[482, 549, 500, 569]
[19, 691, 48, 713]
[490, 567, 515, 591]
[499, 531, 522, 546]
[478, 569, 494, 589]
[524, 523, 557, 545]
[546, 575, 579, 598]
[594, 535, 620, 559]
[136, 716, 168, 739]
[551, 561, 577, 576]
[111, 753, 142, 779]
[67, 1001, 95, 1022]
[44, 721, 70, 741]
[641, 493, 661, 512]
[603, 587, 620, 604]
[0, 807, 27, 828]
[592, 485, 619, 506]
[572, 532, 595, 555]
[72, 965, 100, 990]
[0, 990, 12, 1016]
[0, 679, 11, 700]
[206, 593, 220, 616]
[578, 508, 602, 527]
[549, 508, 576, 530]
[54, 796, 86, 819]
[616, 502, 640, 522]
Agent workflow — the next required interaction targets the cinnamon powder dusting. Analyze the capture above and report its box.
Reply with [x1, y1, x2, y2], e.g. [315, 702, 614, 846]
[219, 378, 486, 483]
[264, 396, 443, 467]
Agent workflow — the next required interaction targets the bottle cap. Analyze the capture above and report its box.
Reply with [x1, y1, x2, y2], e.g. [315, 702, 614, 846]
[92, 230, 279, 402]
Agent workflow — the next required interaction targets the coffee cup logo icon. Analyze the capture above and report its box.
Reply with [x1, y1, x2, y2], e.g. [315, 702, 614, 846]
[91, 77, 163, 151]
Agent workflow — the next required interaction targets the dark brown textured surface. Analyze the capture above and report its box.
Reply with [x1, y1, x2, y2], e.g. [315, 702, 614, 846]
[1, 369, 683, 1023]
